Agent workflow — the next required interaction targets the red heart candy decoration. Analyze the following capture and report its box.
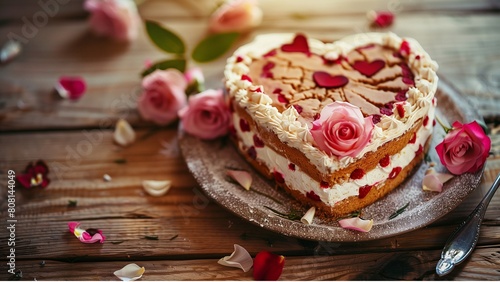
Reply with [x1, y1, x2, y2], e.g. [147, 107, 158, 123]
[352, 59, 385, 77]
[281, 34, 309, 54]
[313, 71, 349, 88]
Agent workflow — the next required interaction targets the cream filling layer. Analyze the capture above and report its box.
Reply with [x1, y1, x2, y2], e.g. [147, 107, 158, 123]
[233, 104, 434, 206]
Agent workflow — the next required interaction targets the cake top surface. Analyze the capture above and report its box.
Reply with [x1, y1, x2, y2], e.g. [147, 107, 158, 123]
[224, 32, 438, 173]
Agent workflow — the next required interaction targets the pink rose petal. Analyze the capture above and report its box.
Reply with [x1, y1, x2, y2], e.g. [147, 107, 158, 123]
[338, 217, 373, 232]
[56, 76, 87, 100]
[423, 168, 454, 192]
[226, 170, 252, 190]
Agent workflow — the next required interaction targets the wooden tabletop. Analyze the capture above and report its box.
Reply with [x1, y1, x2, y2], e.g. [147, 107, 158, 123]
[1, 0, 499, 280]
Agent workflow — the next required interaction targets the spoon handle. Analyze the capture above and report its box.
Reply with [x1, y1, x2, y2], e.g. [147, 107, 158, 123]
[436, 173, 500, 276]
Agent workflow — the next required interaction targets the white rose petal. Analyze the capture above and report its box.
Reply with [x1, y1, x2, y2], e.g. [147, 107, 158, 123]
[113, 263, 145, 281]
[217, 244, 253, 272]
[114, 119, 136, 146]
[142, 180, 172, 197]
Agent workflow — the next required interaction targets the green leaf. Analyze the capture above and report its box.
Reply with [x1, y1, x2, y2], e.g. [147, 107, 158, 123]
[192, 32, 240, 63]
[145, 20, 185, 54]
[141, 58, 186, 77]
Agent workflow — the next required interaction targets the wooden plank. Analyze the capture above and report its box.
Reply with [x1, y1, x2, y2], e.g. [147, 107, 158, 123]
[0, 130, 499, 261]
[1, 13, 499, 131]
[5, 248, 500, 281]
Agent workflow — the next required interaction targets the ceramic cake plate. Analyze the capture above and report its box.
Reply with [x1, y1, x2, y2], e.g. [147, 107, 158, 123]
[179, 78, 484, 242]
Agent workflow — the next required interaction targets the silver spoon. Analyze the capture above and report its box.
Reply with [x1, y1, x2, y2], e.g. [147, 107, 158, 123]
[436, 173, 500, 276]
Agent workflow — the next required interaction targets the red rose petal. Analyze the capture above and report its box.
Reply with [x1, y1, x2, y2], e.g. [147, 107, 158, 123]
[352, 60, 385, 77]
[57, 76, 86, 100]
[313, 71, 349, 88]
[281, 34, 309, 54]
[358, 185, 372, 199]
[371, 11, 394, 28]
[16, 173, 32, 189]
[253, 251, 285, 281]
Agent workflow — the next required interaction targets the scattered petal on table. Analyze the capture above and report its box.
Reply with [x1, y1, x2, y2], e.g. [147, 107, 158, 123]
[114, 119, 136, 146]
[423, 168, 454, 192]
[113, 263, 145, 281]
[55, 76, 87, 100]
[338, 217, 373, 232]
[253, 251, 285, 281]
[226, 170, 252, 190]
[218, 244, 253, 272]
[0, 40, 22, 63]
[301, 206, 316, 225]
[367, 10, 394, 28]
[142, 180, 172, 197]
[16, 160, 50, 189]
[68, 221, 106, 244]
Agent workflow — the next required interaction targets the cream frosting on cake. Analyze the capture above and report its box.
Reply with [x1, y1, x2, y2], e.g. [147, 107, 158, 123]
[224, 32, 438, 214]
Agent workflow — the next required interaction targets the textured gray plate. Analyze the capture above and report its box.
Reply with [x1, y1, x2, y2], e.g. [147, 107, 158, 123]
[179, 79, 484, 242]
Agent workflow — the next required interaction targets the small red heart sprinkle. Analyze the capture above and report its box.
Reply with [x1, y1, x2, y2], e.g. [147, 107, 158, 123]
[277, 94, 288, 104]
[241, 74, 252, 82]
[263, 49, 277, 57]
[352, 60, 385, 77]
[281, 34, 310, 54]
[288, 163, 296, 171]
[371, 11, 394, 28]
[400, 40, 411, 56]
[320, 181, 329, 188]
[423, 116, 429, 126]
[293, 104, 303, 114]
[395, 90, 408, 101]
[379, 155, 390, 167]
[409, 132, 417, 144]
[253, 134, 265, 148]
[247, 146, 257, 160]
[388, 167, 402, 179]
[313, 71, 349, 88]
[380, 107, 393, 116]
[396, 103, 405, 118]
[358, 185, 372, 199]
[273, 171, 285, 184]
[236, 56, 244, 63]
[306, 191, 321, 201]
[371, 114, 382, 124]
[322, 55, 345, 65]
[240, 118, 250, 132]
[350, 168, 365, 180]
[415, 144, 423, 156]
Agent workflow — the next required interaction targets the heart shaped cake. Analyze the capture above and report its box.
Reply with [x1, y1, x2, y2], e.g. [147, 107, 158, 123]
[224, 33, 438, 216]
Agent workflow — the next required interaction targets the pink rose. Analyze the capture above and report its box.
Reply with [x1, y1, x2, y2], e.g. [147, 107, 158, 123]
[138, 69, 187, 126]
[178, 89, 231, 140]
[310, 102, 374, 157]
[208, 0, 263, 33]
[435, 121, 491, 175]
[84, 0, 141, 42]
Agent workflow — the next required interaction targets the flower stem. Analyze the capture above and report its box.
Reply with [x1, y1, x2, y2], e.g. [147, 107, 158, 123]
[435, 115, 452, 133]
